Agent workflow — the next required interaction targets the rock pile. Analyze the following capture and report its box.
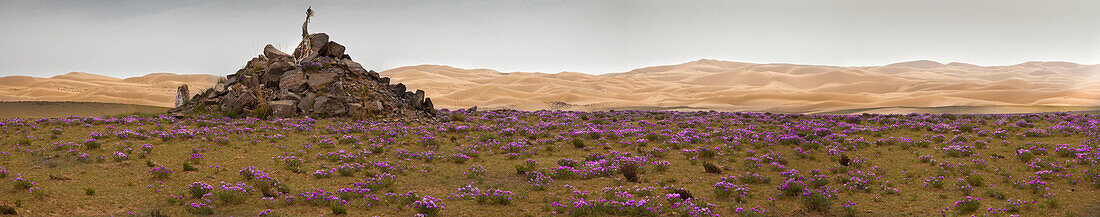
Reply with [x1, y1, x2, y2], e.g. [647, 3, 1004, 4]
[170, 33, 436, 120]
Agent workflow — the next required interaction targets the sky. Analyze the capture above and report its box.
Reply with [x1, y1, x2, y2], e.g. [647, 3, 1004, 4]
[1, 0, 1098, 78]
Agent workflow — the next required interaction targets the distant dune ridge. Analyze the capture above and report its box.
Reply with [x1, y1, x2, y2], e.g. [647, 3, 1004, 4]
[2, 59, 1099, 113]
[0, 72, 220, 107]
[380, 59, 1100, 113]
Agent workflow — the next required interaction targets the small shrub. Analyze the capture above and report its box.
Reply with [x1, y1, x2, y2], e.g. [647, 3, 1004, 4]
[215, 182, 253, 204]
[572, 139, 585, 148]
[186, 202, 214, 215]
[183, 162, 198, 172]
[84, 140, 101, 150]
[739, 172, 771, 184]
[620, 163, 640, 182]
[1043, 197, 1059, 209]
[965, 175, 984, 186]
[330, 202, 347, 215]
[187, 182, 214, 198]
[149, 167, 173, 179]
[953, 196, 980, 214]
[0, 205, 15, 215]
[11, 175, 34, 190]
[703, 162, 721, 174]
[515, 159, 537, 175]
[413, 196, 445, 216]
[85, 188, 95, 196]
[802, 191, 832, 213]
[467, 165, 486, 178]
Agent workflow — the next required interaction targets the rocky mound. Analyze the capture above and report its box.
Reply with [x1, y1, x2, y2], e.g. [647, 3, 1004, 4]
[170, 33, 435, 120]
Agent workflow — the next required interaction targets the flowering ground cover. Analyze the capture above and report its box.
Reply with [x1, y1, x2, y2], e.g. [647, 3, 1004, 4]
[0, 110, 1098, 216]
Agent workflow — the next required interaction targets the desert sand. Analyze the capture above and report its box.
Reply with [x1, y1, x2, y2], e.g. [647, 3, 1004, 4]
[2, 60, 1098, 114]
[0, 101, 170, 119]
[381, 59, 1100, 114]
[0, 72, 219, 108]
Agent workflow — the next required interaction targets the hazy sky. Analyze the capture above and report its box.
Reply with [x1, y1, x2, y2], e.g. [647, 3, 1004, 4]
[1, 0, 1099, 78]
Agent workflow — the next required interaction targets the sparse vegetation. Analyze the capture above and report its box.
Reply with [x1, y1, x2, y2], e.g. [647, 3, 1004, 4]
[0, 110, 1095, 216]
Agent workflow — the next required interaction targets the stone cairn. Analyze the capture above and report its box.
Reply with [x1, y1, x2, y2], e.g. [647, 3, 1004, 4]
[172, 8, 434, 120]
[170, 32, 436, 120]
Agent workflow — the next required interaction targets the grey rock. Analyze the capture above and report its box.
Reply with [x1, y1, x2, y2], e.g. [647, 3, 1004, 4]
[263, 61, 295, 86]
[297, 92, 316, 113]
[226, 74, 239, 86]
[214, 83, 226, 94]
[423, 97, 434, 112]
[330, 81, 346, 96]
[413, 89, 425, 108]
[221, 91, 257, 113]
[392, 83, 406, 95]
[347, 103, 363, 116]
[368, 100, 384, 113]
[312, 96, 346, 116]
[278, 90, 301, 102]
[279, 69, 308, 92]
[366, 70, 379, 80]
[245, 57, 265, 71]
[293, 33, 329, 60]
[264, 44, 292, 60]
[339, 58, 361, 68]
[269, 100, 298, 118]
[175, 84, 189, 108]
[307, 73, 337, 91]
[320, 41, 345, 57]
[244, 75, 260, 88]
[380, 77, 390, 85]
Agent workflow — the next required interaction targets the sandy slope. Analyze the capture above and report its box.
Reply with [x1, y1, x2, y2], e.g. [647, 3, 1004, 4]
[0, 101, 170, 119]
[381, 59, 1100, 113]
[0, 72, 219, 107]
[3, 60, 1097, 114]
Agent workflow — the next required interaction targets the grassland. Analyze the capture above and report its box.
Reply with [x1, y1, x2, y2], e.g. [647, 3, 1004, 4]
[0, 110, 1097, 216]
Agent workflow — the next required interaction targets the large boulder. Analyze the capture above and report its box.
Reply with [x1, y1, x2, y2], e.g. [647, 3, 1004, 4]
[413, 89, 425, 108]
[367, 100, 384, 113]
[423, 98, 434, 114]
[221, 91, 257, 113]
[278, 90, 301, 102]
[243, 75, 260, 88]
[245, 57, 265, 71]
[320, 41, 345, 57]
[297, 91, 316, 113]
[269, 100, 298, 118]
[263, 61, 295, 87]
[279, 69, 308, 92]
[392, 83, 406, 95]
[293, 33, 329, 61]
[312, 96, 346, 116]
[307, 72, 337, 91]
[264, 44, 292, 60]
[213, 83, 226, 94]
[175, 85, 189, 108]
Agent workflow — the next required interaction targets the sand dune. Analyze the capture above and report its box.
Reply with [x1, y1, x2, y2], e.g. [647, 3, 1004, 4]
[381, 59, 1100, 113]
[3, 59, 1097, 114]
[0, 72, 219, 107]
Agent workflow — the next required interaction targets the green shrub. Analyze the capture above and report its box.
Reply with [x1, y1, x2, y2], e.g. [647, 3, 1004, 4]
[331, 203, 347, 215]
[802, 192, 831, 213]
[183, 162, 198, 172]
